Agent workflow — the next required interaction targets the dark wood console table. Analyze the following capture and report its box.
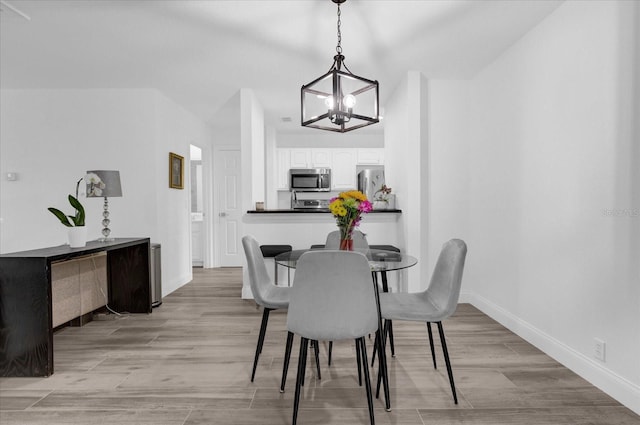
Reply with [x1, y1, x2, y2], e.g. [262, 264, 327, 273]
[0, 238, 152, 377]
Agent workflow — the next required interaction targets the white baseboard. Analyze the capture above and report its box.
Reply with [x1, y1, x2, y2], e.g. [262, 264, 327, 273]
[459, 290, 640, 415]
[242, 285, 254, 299]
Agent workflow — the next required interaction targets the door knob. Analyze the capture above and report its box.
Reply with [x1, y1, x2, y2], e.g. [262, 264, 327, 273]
[219, 212, 227, 217]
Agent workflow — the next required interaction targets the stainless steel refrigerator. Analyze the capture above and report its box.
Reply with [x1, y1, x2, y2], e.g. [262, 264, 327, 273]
[357, 168, 385, 202]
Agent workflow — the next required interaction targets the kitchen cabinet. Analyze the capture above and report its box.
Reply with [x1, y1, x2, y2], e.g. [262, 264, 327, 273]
[332, 149, 357, 189]
[310, 149, 332, 168]
[275, 147, 383, 191]
[357, 148, 384, 165]
[289, 149, 310, 168]
[288, 148, 332, 169]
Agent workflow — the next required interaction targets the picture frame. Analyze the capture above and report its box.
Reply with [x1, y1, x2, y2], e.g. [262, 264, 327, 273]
[169, 152, 184, 189]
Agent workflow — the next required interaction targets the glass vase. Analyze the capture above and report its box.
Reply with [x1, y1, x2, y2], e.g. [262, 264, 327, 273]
[339, 238, 353, 251]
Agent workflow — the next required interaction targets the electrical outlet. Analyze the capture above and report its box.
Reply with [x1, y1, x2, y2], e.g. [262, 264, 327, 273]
[594, 338, 606, 362]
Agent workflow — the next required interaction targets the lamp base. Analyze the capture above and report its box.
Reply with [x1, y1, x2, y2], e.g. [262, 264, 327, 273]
[98, 237, 115, 243]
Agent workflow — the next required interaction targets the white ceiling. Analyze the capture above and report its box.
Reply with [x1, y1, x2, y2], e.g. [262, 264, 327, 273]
[0, 0, 563, 133]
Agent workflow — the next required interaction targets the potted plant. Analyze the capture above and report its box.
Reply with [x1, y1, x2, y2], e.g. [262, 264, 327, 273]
[372, 184, 394, 210]
[48, 178, 87, 247]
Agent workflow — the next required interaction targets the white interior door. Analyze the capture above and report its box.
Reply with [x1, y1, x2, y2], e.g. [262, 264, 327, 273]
[216, 149, 243, 266]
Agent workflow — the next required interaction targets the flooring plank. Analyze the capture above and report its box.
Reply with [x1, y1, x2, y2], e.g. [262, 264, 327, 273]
[0, 267, 638, 425]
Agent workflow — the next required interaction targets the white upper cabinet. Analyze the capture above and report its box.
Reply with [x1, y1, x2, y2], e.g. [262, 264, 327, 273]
[310, 149, 332, 168]
[331, 149, 357, 189]
[288, 148, 333, 168]
[289, 148, 311, 168]
[356, 148, 385, 165]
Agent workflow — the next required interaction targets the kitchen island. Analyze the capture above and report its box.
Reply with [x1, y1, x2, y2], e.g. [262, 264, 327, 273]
[241, 209, 404, 298]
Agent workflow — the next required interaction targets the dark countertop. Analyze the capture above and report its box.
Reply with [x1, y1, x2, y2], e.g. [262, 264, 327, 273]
[247, 209, 401, 214]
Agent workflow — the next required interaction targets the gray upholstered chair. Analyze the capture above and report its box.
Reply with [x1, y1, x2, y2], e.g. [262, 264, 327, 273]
[378, 238, 467, 404]
[242, 235, 291, 382]
[281, 250, 378, 425]
[324, 229, 370, 364]
[325, 229, 369, 250]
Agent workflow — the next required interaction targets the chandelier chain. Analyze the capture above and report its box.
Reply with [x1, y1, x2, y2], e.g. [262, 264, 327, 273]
[336, 3, 342, 55]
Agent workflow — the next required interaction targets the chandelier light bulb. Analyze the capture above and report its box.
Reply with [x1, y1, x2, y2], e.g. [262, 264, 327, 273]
[343, 94, 356, 108]
[325, 96, 335, 109]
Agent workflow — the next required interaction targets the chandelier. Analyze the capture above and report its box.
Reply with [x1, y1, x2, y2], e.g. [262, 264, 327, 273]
[301, 0, 379, 133]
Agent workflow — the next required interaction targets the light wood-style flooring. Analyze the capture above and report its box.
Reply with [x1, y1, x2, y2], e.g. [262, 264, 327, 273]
[1, 267, 639, 425]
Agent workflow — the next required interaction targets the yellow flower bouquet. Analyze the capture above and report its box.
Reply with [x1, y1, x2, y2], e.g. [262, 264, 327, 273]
[328, 190, 373, 249]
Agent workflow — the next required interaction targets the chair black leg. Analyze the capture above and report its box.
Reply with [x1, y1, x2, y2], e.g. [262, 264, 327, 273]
[313, 340, 321, 380]
[374, 326, 391, 411]
[280, 331, 294, 393]
[375, 319, 391, 399]
[427, 322, 437, 369]
[371, 318, 389, 367]
[293, 337, 309, 425]
[358, 337, 375, 425]
[371, 336, 377, 367]
[371, 271, 391, 411]
[328, 341, 333, 366]
[251, 307, 272, 382]
[380, 271, 395, 358]
[436, 322, 458, 404]
[355, 339, 362, 386]
[387, 320, 395, 357]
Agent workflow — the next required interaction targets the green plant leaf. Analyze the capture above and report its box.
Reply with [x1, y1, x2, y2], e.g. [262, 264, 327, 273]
[48, 207, 73, 227]
[68, 195, 85, 226]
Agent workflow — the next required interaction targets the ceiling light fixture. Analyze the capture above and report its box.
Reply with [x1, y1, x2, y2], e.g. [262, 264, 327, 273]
[301, 0, 379, 133]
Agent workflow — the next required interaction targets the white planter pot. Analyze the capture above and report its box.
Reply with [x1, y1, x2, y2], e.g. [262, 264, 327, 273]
[372, 195, 395, 210]
[68, 226, 87, 248]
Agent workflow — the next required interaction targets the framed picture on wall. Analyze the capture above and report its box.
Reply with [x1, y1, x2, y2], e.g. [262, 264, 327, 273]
[169, 152, 184, 189]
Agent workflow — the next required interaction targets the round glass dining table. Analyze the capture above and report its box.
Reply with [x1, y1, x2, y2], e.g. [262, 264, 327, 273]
[274, 248, 418, 273]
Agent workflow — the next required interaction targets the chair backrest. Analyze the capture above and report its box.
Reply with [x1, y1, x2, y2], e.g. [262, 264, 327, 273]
[325, 230, 369, 250]
[242, 235, 273, 307]
[423, 239, 467, 319]
[287, 250, 378, 341]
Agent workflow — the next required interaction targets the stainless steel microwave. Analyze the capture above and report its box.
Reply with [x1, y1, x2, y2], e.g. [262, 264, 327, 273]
[289, 168, 331, 192]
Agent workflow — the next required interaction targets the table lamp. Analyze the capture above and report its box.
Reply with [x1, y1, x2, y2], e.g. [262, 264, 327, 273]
[86, 170, 122, 242]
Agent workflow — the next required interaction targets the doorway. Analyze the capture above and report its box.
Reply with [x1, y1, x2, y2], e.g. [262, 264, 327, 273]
[190, 144, 204, 267]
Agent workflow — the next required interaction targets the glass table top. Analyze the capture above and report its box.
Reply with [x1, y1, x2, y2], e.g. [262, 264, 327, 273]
[275, 248, 418, 273]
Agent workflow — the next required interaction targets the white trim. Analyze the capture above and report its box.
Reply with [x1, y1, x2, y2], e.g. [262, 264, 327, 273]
[464, 291, 640, 416]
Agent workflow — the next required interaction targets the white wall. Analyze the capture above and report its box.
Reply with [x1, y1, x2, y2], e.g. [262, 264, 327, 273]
[0, 88, 212, 297]
[153, 91, 213, 294]
[240, 89, 265, 213]
[459, 0, 640, 413]
[383, 72, 430, 292]
[427, 80, 471, 275]
[277, 132, 383, 148]
[265, 126, 278, 209]
[211, 92, 241, 148]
